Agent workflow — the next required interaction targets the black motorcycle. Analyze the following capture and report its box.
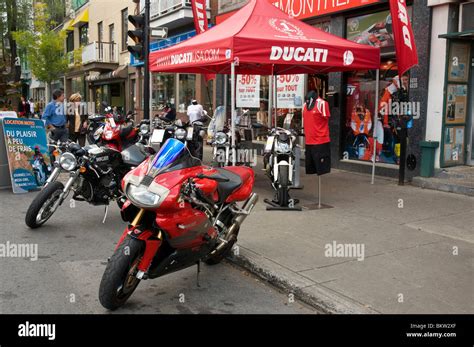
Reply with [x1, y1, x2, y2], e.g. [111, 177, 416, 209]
[149, 118, 206, 159]
[25, 141, 149, 229]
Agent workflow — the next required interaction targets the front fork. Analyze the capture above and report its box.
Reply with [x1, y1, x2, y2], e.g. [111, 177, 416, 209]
[45, 166, 61, 187]
[51, 170, 80, 211]
[115, 208, 162, 278]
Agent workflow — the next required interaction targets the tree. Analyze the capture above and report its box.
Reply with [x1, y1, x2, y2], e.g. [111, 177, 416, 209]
[13, 2, 68, 98]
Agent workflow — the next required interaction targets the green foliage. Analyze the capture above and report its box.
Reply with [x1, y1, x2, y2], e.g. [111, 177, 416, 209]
[12, 3, 68, 85]
[73, 47, 83, 66]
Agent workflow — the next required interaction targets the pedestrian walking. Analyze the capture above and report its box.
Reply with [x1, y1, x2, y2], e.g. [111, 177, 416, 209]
[17, 96, 30, 118]
[68, 93, 88, 147]
[42, 90, 68, 143]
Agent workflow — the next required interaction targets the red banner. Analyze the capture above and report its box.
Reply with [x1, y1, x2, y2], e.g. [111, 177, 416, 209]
[191, 0, 208, 33]
[389, 0, 418, 76]
[191, 0, 215, 82]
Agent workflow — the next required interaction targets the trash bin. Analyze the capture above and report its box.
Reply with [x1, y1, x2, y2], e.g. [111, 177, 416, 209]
[420, 141, 439, 177]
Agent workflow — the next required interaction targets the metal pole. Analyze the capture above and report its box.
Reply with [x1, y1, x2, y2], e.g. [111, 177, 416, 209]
[273, 75, 277, 127]
[371, 69, 380, 185]
[268, 75, 273, 128]
[143, 0, 151, 120]
[231, 62, 236, 166]
[223, 75, 228, 112]
[318, 176, 321, 209]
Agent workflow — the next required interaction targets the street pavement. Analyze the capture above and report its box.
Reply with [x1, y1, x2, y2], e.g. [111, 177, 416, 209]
[1, 145, 472, 314]
[231, 148, 474, 314]
[0, 188, 314, 314]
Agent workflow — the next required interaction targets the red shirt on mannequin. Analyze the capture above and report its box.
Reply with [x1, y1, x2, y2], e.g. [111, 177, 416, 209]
[303, 97, 330, 145]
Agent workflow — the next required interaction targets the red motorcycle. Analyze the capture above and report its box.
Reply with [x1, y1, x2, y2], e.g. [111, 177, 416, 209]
[99, 138, 258, 310]
[101, 109, 139, 151]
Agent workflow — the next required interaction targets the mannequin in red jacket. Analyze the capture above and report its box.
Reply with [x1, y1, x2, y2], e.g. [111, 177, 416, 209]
[303, 90, 331, 176]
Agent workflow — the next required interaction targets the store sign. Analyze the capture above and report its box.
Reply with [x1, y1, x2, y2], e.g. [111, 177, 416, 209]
[236, 75, 261, 108]
[2, 118, 51, 194]
[276, 74, 305, 109]
[271, 0, 381, 19]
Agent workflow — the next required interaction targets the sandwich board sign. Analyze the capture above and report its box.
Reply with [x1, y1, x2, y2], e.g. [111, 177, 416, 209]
[1, 117, 51, 193]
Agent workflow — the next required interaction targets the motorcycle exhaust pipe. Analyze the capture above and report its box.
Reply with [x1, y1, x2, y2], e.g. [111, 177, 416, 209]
[233, 192, 258, 227]
[212, 193, 258, 255]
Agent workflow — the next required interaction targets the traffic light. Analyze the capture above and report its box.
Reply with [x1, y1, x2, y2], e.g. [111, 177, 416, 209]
[127, 14, 146, 61]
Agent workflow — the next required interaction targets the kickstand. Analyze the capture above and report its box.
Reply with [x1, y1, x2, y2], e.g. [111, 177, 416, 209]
[196, 261, 201, 288]
[102, 205, 109, 224]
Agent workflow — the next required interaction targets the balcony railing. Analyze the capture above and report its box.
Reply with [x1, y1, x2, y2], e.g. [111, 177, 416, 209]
[82, 42, 118, 65]
[150, 0, 211, 19]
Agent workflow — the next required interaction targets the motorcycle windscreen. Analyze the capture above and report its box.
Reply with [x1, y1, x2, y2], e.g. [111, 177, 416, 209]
[214, 106, 226, 132]
[149, 138, 185, 175]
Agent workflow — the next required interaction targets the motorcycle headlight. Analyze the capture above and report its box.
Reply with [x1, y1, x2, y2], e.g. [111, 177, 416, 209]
[215, 132, 228, 145]
[175, 128, 187, 140]
[127, 184, 160, 207]
[275, 141, 291, 153]
[140, 123, 150, 135]
[59, 152, 77, 171]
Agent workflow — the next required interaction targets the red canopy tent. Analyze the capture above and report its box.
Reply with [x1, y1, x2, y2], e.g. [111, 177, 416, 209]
[149, 0, 380, 75]
[149, 0, 381, 166]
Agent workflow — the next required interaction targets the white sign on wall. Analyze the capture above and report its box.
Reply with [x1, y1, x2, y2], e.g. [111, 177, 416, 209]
[276, 74, 305, 109]
[236, 74, 260, 108]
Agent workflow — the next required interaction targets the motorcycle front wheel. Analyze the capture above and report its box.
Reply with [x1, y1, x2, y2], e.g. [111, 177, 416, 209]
[25, 181, 64, 229]
[99, 237, 144, 310]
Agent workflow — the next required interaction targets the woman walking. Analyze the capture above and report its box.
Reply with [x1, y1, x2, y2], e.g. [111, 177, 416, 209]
[68, 93, 88, 147]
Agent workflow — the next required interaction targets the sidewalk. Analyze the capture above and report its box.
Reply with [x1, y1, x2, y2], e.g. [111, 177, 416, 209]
[221, 150, 474, 314]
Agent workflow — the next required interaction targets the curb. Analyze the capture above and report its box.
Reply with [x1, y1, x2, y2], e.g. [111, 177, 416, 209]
[227, 246, 378, 314]
[411, 177, 474, 197]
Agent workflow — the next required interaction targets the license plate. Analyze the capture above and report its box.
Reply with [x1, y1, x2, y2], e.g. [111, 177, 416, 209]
[265, 136, 275, 152]
[151, 129, 165, 144]
[186, 127, 194, 141]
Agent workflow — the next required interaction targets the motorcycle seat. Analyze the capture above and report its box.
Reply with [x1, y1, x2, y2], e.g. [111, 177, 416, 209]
[214, 168, 243, 203]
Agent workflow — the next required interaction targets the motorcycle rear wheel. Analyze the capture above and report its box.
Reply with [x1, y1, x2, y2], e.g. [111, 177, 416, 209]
[25, 181, 64, 229]
[99, 237, 144, 310]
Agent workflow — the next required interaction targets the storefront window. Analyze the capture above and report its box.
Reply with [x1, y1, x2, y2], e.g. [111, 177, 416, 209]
[178, 74, 196, 113]
[71, 76, 86, 101]
[152, 73, 175, 112]
[343, 60, 401, 165]
[79, 24, 89, 47]
[342, 8, 412, 165]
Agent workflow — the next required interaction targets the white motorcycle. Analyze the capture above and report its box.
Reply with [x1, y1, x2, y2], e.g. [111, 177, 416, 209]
[263, 127, 300, 209]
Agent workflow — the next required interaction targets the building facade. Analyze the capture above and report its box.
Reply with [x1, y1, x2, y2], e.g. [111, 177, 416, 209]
[425, 0, 474, 168]
[130, 0, 212, 120]
[61, 0, 138, 114]
[214, 0, 433, 179]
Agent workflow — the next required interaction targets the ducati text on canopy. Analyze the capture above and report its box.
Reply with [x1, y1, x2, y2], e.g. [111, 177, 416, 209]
[270, 46, 329, 63]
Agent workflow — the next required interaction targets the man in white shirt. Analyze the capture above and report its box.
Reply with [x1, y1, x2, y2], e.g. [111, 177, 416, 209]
[187, 99, 204, 124]
[29, 98, 35, 116]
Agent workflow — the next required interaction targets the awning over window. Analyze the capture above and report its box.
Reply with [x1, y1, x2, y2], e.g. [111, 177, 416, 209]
[72, 8, 89, 27]
[85, 65, 128, 83]
[63, 19, 74, 31]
